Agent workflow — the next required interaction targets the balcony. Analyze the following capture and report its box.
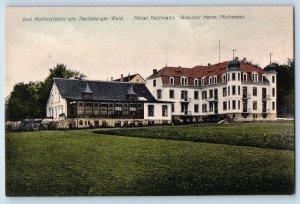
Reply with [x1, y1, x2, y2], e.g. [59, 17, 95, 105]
[262, 95, 272, 100]
[207, 96, 218, 102]
[242, 94, 251, 99]
[181, 97, 191, 102]
[263, 108, 271, 113]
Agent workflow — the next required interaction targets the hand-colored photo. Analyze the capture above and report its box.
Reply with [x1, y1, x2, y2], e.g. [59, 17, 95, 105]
[5, 6, 294, 196]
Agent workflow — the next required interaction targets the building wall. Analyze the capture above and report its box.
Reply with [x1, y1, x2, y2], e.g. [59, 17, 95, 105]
[46, 82, 67, 120]
[144, 102, 172, 121]
[130, 75, 145, 83]
[146, 70, 277, 121]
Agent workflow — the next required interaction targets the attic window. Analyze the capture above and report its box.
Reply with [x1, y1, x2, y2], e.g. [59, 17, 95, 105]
[242, 73, 247, 81]
[194, 78, 199, 86]
[169, 77, 174, 85]
[180, 76, 188, 86]
[201, 77, 205, 86]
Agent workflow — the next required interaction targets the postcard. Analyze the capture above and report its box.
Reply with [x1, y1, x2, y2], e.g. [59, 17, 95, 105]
[5, 6, 294, 196]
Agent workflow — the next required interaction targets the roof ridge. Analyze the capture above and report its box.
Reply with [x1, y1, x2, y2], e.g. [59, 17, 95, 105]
[54, 78, 132, 84]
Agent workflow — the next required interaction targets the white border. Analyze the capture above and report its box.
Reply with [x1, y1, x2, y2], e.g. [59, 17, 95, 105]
[0, 1, 298, 204]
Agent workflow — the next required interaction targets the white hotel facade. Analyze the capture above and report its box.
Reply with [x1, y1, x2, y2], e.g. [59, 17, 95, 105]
[146, 59, 277, 122]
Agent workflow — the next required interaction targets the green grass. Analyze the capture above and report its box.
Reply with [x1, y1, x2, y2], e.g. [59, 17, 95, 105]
[95, 122, 295, 150]
[6, 122, 295, 196]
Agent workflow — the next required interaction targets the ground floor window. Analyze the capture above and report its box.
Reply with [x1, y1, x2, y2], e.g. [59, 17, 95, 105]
[171, 103, 175, 112]
[223, 102, 227, 111]
[232, 100, 236, 110]
[148, 105, 154, 116]
[202, 104, 207, 113]
[194, 104, 199, 113]
[253, 101, 257, 110]
[162, 105, 168, 116]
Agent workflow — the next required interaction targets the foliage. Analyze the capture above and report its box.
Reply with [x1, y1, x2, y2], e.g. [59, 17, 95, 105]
[7, 64, 85, 121]
[6, 123, 294, 196]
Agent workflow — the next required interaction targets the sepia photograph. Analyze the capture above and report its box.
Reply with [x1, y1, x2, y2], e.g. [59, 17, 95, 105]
[5, 6, 294, 196]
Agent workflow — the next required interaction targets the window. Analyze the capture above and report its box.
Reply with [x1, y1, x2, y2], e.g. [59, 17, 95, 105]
[194, 78, 199, 86]
[213, 76, 217, 84]
[162, 105, 168, 116]
[222, 74, 227, 83]
[171, 104, 175, 112]
[148, 105, 154, 116]
[181, 90, 188, 99]
[181, 76, 188, 86]
[169, 77, 174, 85]
[232, 73, 236, 81]
[227, 73, 231, 81]
[223, 102, 227, 111]
[79, 120, 83, 125]
[253, 87, 257, 96]
[272, 102, 275, 110]
[228, 86, 230, 96]
[223, 87, 227, 97]
[201, 77, 205, 86]
[194, 91, 199, 99]
[251, 73, 258, 82]
[242, 73, 247, 81]
[232, 86, 236, 95]
[238, 86, 240, 95]
[194, 104, 199, 113]
[253, 101, 257, 110]
[181, 103, 188, 113]
[228, 100, 231, 110]
[238, 73, 241, 81]
[202, 104, 207, 113]
[157, 90, 162, 99]
[202, 91, 207, 99]
[272, 88, 275, 97]
[153, 79, 156, 87]
[209, 77, 212, 85]
[232, 100, 236, 110]
[209, 90, 213, 98]
[209, 103, 214, 112]
[115, 106, 122, 111]
[272, 76, 275, 83]
[238, 100, 240, 110]
[169, 90, 174, 99]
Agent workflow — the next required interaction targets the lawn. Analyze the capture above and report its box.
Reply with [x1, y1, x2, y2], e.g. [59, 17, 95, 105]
[6, 122, 295, 196]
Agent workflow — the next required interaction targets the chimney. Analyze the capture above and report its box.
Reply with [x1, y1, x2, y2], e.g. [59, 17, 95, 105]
[121, 74, 124, 82]
[243, 57, 247, 63]
[153, 69, 158, 75]
[208, 63, 211, 66]
[111, 77, 113, 81]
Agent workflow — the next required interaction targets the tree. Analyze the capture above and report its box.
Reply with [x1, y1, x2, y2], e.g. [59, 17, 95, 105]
[7, 64, 85, 121]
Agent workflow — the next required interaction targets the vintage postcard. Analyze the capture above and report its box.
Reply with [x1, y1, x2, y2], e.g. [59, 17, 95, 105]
[5, 7, 294, 196]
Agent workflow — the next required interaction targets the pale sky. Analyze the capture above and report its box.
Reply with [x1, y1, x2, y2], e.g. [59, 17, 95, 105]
[5, 7, 294, 96]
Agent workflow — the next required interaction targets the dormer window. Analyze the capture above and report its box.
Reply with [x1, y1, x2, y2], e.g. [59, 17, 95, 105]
[201, 77, 205, 86]
[180, 76, 188, 86]
[222, 74, 227, 83]
[213, 76, 217, 84]
[242, 73, 247, 81]
[251, 72, 258, 82]
[169, 77, 174, 85]
[194, 78, 199, 86]
[208, 77, 212, 85]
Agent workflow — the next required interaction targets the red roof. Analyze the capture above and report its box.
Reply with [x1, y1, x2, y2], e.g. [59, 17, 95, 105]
[148, 61, 265, 86]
